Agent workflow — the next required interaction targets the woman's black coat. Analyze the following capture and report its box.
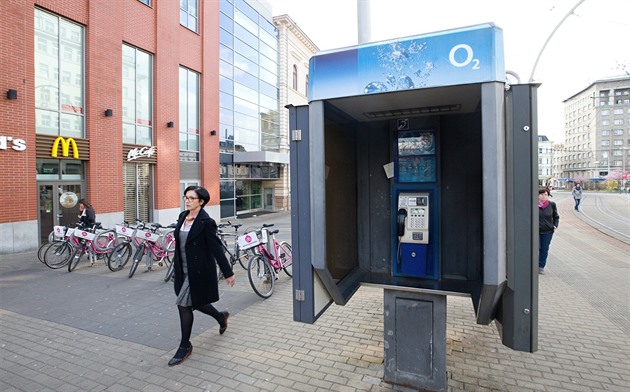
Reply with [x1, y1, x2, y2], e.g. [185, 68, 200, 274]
[172, 208, 233, 308]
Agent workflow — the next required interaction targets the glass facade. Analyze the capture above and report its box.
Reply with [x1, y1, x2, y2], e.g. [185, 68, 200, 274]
[122, 44, 153, 145]
[179, 67, 200, 159]
[34, 9, 85, 138]
[218, 0, 280, 217]
[122, 45, 154, 223]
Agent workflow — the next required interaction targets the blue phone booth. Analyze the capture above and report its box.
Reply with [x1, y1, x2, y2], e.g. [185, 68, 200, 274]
[289, 23, 539, 392]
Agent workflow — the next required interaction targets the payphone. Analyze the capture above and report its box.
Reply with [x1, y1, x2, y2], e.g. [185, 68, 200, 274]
[290, 24, 538, 391]
[396, 191, 434, 277]
[397, 193, 429, 244]
[392, 127, 438, 279]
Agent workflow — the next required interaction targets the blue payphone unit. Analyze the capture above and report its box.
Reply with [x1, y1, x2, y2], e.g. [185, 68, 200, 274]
[393, 129, 438, 279]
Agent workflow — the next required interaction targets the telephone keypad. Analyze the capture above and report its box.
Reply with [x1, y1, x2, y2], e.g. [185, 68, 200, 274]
[409, 208, 426, 229]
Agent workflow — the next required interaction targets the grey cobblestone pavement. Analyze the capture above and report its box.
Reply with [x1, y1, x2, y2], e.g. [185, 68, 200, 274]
[1, 200, 629, 391]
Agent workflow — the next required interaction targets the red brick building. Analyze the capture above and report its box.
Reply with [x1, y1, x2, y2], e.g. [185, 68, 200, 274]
[1, 0, 222, 253]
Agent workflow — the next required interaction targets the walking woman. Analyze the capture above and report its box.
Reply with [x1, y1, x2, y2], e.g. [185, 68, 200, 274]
[169, 186, 235, 366]
[538, 188, 559, 275]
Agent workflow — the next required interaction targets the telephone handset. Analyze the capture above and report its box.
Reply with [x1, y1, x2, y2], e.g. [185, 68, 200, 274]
[397, 192, 429, 244]
[397, 208, 407, 237]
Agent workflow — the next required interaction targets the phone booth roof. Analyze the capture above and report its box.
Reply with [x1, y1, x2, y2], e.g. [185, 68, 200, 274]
[308, 23, 505, 102]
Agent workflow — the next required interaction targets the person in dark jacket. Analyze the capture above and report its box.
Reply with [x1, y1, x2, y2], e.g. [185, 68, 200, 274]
[538, 188, 559, 275]
[168, 186, 235, 366]
[78, 199, 96, 227]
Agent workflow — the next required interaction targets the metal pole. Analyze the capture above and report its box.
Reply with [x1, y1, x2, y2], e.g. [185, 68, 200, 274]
[529, 0, 588, 82]
[357, 0, 371, 45]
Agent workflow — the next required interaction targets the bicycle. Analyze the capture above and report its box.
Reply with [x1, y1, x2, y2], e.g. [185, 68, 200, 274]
[127, 222, 175, 278]
[217, 221, 255, 270]
[160, 223, 177, 282]
[43, 225, 78, 269]
[106, 221, 139, 272]
[38, 228, 63, 264]
[67, 222, 117, 272]
[242, 224, 292, 298]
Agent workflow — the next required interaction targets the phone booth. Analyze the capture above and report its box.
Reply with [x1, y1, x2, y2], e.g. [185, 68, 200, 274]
[289, 23, 539, 392]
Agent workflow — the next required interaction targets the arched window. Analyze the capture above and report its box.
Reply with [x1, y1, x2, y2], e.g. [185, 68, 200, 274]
[292, 64, 298, 90]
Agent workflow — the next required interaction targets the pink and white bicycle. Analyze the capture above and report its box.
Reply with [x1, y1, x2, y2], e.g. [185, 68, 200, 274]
[239, 224, 292, 298]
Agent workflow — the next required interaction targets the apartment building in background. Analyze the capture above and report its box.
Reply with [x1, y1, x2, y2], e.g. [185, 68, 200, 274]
[553, 76, 630, 187]
[537, 135, 553, 186]
[273, 14, 319, 212]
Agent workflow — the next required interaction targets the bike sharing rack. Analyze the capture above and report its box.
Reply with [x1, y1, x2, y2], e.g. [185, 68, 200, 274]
[289, 23, 539, 391]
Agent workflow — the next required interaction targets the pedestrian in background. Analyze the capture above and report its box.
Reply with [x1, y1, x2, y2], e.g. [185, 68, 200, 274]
[78, 199, 96, 227]
[538, 188, 559, 275]
[168, 186, 235, 367]
[78, 199, 98, 265]
[571, 182, 582, 211]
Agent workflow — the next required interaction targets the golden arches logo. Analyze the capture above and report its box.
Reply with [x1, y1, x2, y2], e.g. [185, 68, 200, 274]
[51, 137, 79, 159]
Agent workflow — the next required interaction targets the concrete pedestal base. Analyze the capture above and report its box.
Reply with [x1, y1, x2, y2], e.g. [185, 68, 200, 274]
[383, 289, 447, 392]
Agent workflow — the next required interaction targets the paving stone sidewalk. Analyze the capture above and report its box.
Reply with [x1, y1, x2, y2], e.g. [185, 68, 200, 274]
[1, 206, 629, 391]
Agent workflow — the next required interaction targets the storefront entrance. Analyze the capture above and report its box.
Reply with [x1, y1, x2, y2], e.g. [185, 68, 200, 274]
[38, 182, 84, 243]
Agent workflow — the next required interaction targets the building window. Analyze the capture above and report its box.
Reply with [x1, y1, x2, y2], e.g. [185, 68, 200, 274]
[292, 64, 298, 90]
[601, 140, 610, 146]
[123, 163, 152, 223]
[613, 129, 624, 136]
[601, 130, 611, 136]
[180, 0, 198, 32]
[613, 140, 624, 146]
[34, 9, 84, 138]
[122, 44, 153, 145]
[305, 74, 309, 97]
[137, 0, 151, 5]
[179, 67, 200, 157]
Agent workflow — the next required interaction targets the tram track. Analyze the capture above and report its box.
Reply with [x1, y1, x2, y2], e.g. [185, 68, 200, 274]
[573, 192, 630, 245]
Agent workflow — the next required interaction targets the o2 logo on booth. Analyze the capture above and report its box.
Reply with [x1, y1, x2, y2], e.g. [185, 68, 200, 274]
[449, 44, 480, 70]
[0, 136, 26, 151]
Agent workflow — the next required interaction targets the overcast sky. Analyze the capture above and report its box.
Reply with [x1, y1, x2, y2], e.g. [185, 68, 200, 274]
[266, 0, 630, 143]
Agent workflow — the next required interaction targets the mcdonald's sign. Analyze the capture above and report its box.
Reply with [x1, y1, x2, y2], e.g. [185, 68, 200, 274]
[51, 136, 79, 159]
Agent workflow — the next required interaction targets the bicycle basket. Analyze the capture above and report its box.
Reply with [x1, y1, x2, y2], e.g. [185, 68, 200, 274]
[238, 231, 265, 250]
[115, 224, 134, 237]
[74, 229, 96, 241]
[53, 226, 67, 239]
[136, 229, 160, 243]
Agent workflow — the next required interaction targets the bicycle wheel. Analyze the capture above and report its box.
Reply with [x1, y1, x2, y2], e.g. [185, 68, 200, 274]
[163, 257, 175, 282]
[236, 244, 253, 270]
[43, 241, 73, 269]
[107, 241, 132, 272]
[247, 255, 275, 298]
[37, 242, 53, 264]
[128, 245, 144, 278]
[67, 246, 85, 272]
[277, 242, 293, 277]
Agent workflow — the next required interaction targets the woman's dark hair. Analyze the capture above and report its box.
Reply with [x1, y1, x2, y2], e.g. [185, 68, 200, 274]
[538, 188, 548, 195]
[184, 185, 210, 207]
[78, 199, 92, 208]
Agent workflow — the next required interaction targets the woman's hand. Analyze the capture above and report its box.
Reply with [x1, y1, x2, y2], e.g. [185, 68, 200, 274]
[225, 275, 236, 287]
